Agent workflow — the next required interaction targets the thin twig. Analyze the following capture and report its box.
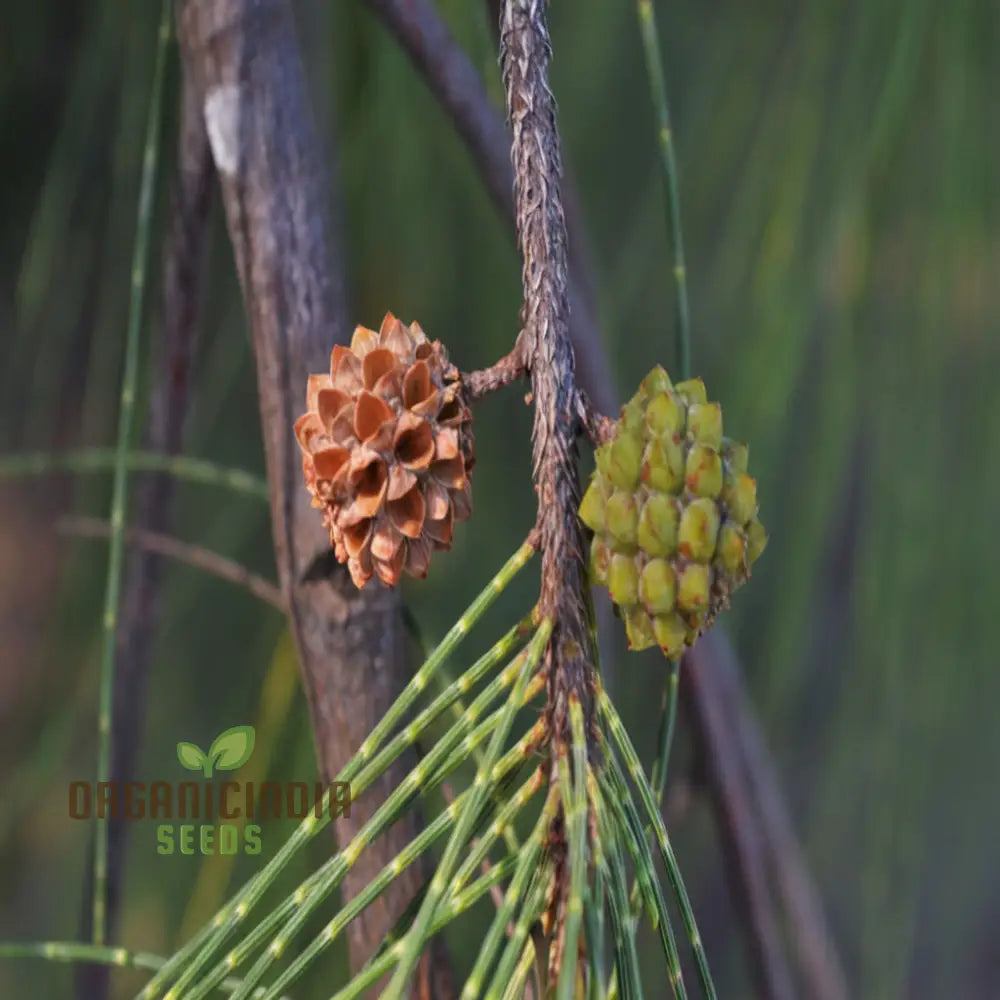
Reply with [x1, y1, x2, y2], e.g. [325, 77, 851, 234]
[463, 340, 528, 402]
[574, 389, 616, 447]
[362, 0, 616, 420]
[636, 0, 692, 381]
[57, 516, 285, 611]
[0, 450, 269, 500]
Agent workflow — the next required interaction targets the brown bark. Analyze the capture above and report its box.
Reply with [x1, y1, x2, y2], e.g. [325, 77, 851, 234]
[499, 0, 594, 739]
[499, 1, 597, 982]
[174, 2, 452, 992]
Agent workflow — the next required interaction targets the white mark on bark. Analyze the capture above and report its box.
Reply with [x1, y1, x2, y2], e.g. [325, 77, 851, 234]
[204, 84, 241, 177]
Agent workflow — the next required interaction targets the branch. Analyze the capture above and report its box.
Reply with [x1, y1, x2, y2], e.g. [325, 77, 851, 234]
[500, 0, 597, 982]
[362, 0, 616, 419]
[367, 2, 848, 995]
[175, 3, 453, 990]
[361, 0, 623, 715]
[57, 515, 284, 611]
[574, 389, 616, 447]
[463, 340, 528, 402]
[501, 0, 594, 734]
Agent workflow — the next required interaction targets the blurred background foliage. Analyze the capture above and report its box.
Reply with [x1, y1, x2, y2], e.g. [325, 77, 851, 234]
[0, 0, 997, 997]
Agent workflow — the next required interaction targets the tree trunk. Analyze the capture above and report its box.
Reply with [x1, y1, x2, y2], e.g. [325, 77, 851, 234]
[175, 2, 453, 992]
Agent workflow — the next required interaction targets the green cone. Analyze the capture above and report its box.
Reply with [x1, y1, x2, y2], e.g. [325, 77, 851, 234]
[578, 366, 767, 660]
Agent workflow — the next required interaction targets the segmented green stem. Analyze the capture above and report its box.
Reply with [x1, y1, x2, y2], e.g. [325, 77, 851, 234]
[92, 0, 170, 946]
[600, 691, 717, 1000]
[139, 545, 535, 999]
[0, 450, 268, 501]
[597, 762, 685, 999]
[222, 714, 544, 1000]
[450, 764, 545, 895]
[649, 659, 682, 815]
[592, 778, 644, 1000]
[174, 634, 542, 1000]
[356, 755, 545, 983]
[260, 769, 544, 1000]
[197, 707, 540, 1000]
[629, 657, 681, 921]
[0, 941, 285, 998]
[499, 939, 538, 1000]
[383, 620, 553, 1000]
[585, 864, 608, 1000]
[352, 541, 534, 765]
[460, 788, 559, 1000]
[413, 611, 526, 859]
[484, 867, 551, 1000]
[636, 0, 691, 936]
[555, 699, 590, 1000]
[636, 0, 691, 381]
[327, 855, 522, 1000]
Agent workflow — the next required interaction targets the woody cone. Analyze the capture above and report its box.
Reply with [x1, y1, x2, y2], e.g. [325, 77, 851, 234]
[295, 313, 474, 589]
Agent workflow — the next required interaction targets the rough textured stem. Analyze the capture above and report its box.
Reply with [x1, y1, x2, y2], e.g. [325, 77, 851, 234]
[362, 0, 615, 420]
[174, 2, 452, 990]
[500, 3, 596, 983]
[500, 0, 594, 741]
[361, 0, 619, 698]
[463, 342, 528, 402]
[76, 60, 216, 1000]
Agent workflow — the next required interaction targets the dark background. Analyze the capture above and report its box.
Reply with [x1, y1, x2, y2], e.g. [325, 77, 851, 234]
[0, 1, 997, 997]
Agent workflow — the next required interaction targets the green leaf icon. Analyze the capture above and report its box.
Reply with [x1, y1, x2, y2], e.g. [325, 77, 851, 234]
[208, 725, 255, 775]
[177, 741, 208, 773]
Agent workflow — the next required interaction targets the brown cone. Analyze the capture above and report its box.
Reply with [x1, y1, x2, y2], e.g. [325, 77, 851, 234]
[295, 313, 474, 589]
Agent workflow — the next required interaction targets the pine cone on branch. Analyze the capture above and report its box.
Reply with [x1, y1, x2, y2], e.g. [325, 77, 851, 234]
[295, 313, 474, 589]
[580, 365, 766, 657]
